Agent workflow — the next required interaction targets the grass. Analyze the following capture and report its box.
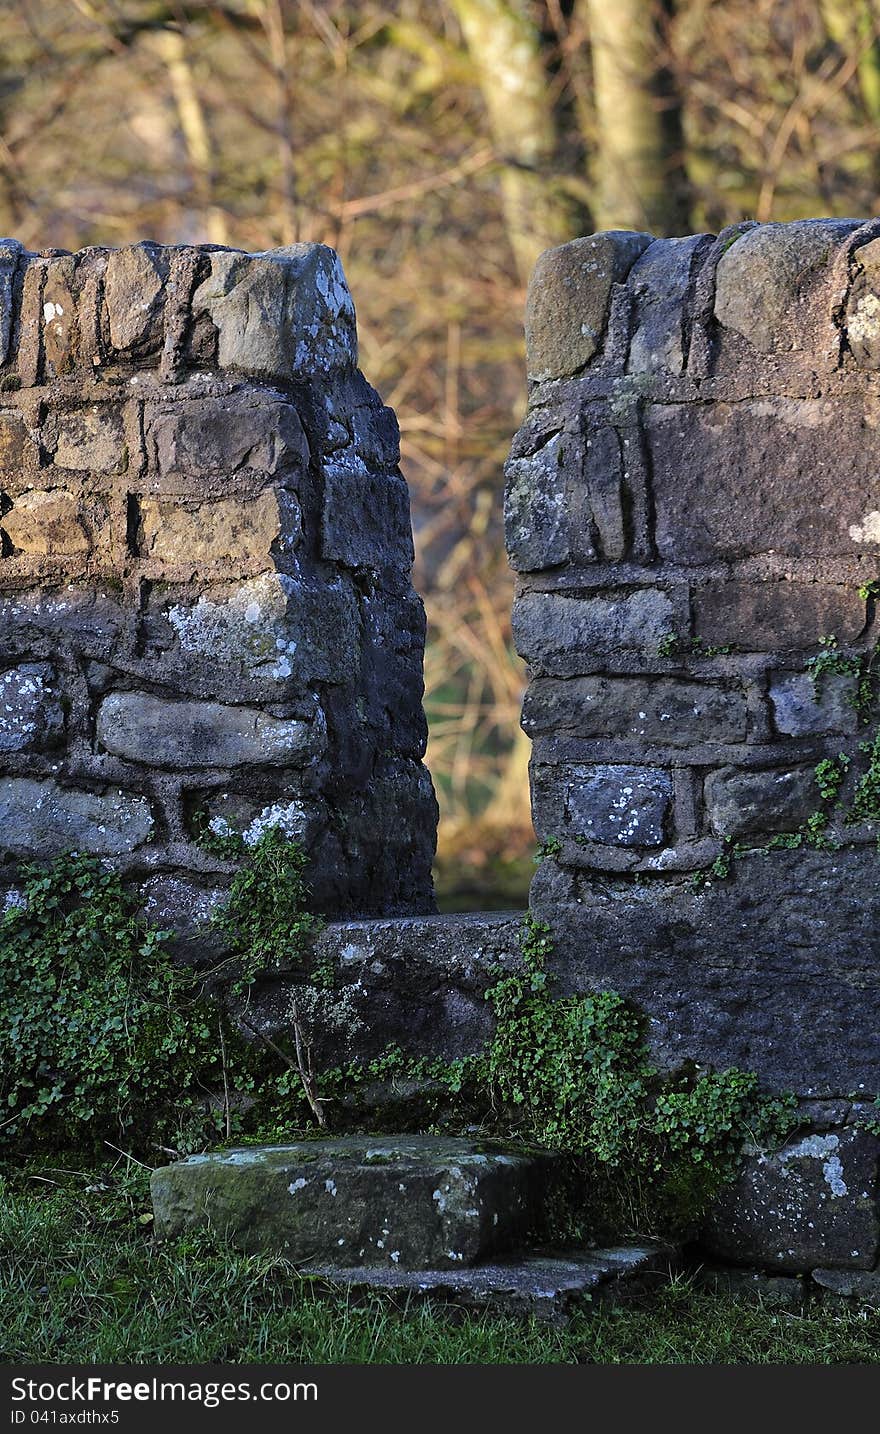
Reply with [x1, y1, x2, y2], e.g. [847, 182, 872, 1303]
[2, 1160, 880, 1365]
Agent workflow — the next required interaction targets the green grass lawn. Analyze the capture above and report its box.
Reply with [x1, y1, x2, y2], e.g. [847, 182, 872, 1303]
[2, 1160, 879, 1365]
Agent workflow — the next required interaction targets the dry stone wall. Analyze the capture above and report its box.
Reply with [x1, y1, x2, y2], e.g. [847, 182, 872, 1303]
[0, 238, 437, 924]
[507, 219, 880, 1100]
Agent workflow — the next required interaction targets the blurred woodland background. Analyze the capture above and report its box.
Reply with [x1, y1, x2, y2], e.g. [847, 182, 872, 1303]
[3, 0, 880, 900]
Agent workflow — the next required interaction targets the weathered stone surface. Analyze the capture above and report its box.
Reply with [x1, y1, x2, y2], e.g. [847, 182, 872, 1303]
[136, 490, 298, 566]
[513, 589, 675, 676]
[844, 235, 880, 367]
[693, 582, 865, 651]
[704, 766, 818, 837]
[104, 243, 168, 352]
[695, 1267, 807, 1308]
[191, 244, 357, 379]
[96, 691, 323, 768]
[768, 671, 858, 737]
[525, 231, 652, 381]
[305, 1244, 678, 1323]
[701, 1129, 880, 1272]
[0, 239, 23, 365]
[648, 399, 880, 562]
[0, 777, 153, 856]
[531, 847, 880, 1094]
[1, 490, 96, 556]
[146, 394, 308, 485]
[161, 571, 359, 686]
[714, 220, 857, 352]
[0, 410, 33, 473]
[151, 1137, 552, 1268]
[321, 465, 413, 569]
[522, 676, 748, 746]
[628, 235, 710, 374]
[504, 431, 570, 572]
[43, 406, 126, 473]
[812, 1268, 880, 1305]
[0, 662, 63, 751]
[539, 763, 673, 846]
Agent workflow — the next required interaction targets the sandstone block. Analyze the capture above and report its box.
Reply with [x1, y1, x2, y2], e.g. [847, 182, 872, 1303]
[701, 1129, 880, 1272]
[525, 231, 652, 380]
[768, 671, 859, 737]
[522, 675, 748, 746]
[96, 691, 324, 768]
[43, 405, 126, 473]
[627, 234, 710, 374]
[136, 490, 299, 566]
[0, 410, 34, 474]
[0, 662, 64, 751]
[0, 777, 153, 856]
[146, 394, 308, 484]
[104, 243, 168, 352]
[1, 489, 96, 557]
[704, 765, 818, 837]
[693, 582, 865, 651]
[513, 589, 675, 675]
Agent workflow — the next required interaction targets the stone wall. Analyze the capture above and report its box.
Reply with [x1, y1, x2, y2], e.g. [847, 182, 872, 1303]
[507, 219, 880, 1101]
[0, 238, 437, 923]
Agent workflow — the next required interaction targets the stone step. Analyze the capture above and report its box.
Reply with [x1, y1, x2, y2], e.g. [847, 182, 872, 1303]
[302, 1245, 679, 1323]
[151, 1136, 558, 1270]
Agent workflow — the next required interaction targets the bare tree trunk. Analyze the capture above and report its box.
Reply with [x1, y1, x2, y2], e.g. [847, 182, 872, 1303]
[151, 25, 228, 245]
[581, 0, 689, 235]
[450, 0, 582, 283]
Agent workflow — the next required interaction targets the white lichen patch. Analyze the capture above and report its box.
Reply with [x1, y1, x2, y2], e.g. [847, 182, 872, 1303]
[288, 1177, 308, 1194]
[848, 509, 880, 544]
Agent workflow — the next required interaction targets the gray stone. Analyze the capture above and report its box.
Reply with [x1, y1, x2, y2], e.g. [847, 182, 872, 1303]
[628, 235, 710, 374]
[768, 671, 859, 737]
[321, 465, 413, 569]
[701, 1128, 880, 1272]
[812, 1268, 880, 1305]
[0, 662, 63, 751]
[581, 420, 626, 561]
[0, 777, 153, 856]
[304, 1244, 678, 1323]
[146, 394, 308, 485]
[844, 235, 880, 366]
[693, 581, 865, 651]
[555, 763, 673, 846]
[704, 766, 818, 838]
[522, 676, 748, 746]
[161, 571, 359, 686]
[512, 589, 675, 676]
[0, 238, 23, 365]
[504, 431, 570, 572]
[96, 691, 323, 768]
[694, 1268, 807, 1308]
[714, 220, 858, 352]
[151, 1136, 554, 1268]
[525, 231, 652, 381]
[43, 406, 126, 473]
[648, 398, 880, 562]
[103, 243, 168, 351]
[531, 847, 880, 1095]
[191, 244, 357, 380]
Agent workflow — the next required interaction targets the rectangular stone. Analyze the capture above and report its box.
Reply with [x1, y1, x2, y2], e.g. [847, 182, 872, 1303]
[704, 765, 818, 837]
[1, 489, 102, 557]
[43, 405, 126, 473]
[96, 691, 323, 768]
[769, 670, 859, 737]
[145, 394, 309, 485]
[513, 589, 675, 676]
[136, 490, 299, 566]
[693, 582, 865, 651]
[0, 410, 36, 475]
[0, 777, 153, 857]
[321, 466, 413, 569]
[647, 398, 880, 561]
[522, 676, 748, 745]
[504, 431, 572, 571]
[0, 662, 63, 751]
[534, 762, 673, 847]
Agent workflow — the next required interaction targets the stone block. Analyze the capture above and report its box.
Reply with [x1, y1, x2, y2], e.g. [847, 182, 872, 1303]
[96, 691, 324, 769]
[693, 581, 865, 651]
[0, 777, 153, 856]
[701, 1129, 880, 1272]
[103, 243, 168, 352]
[136, 490, 299, 566]
[321, 465, 413, 569]
[0, 410, 35, 474]
[812, 1268, 880, 1305]
[43, 405, 126, 473]
[768, 671, 859, 737]
[627, 234, 710, 374]
[538, 763, 673, 846]
[1, 489, 98, 557]
[0, 662, 63, 751]
[146, 394, 308, 485]
[504, 431, 571, 571]
[151, 1136, 552, 1268]
[714, 219, 857, 352]
[525, 231, 652, 380]
[161, 571, 359, 686]
[513, 589, 675, 676]
[0, 239, 23, 365]
[522, 676, 748, 746]
[191, 244, 357, 380]
[704, 766, 817, 837]
[648, 398, 880, 562]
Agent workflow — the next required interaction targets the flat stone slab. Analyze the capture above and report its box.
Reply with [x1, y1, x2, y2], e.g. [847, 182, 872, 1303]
[151, 1136, 556, 1270]
[303, 1244, 678, 1323]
